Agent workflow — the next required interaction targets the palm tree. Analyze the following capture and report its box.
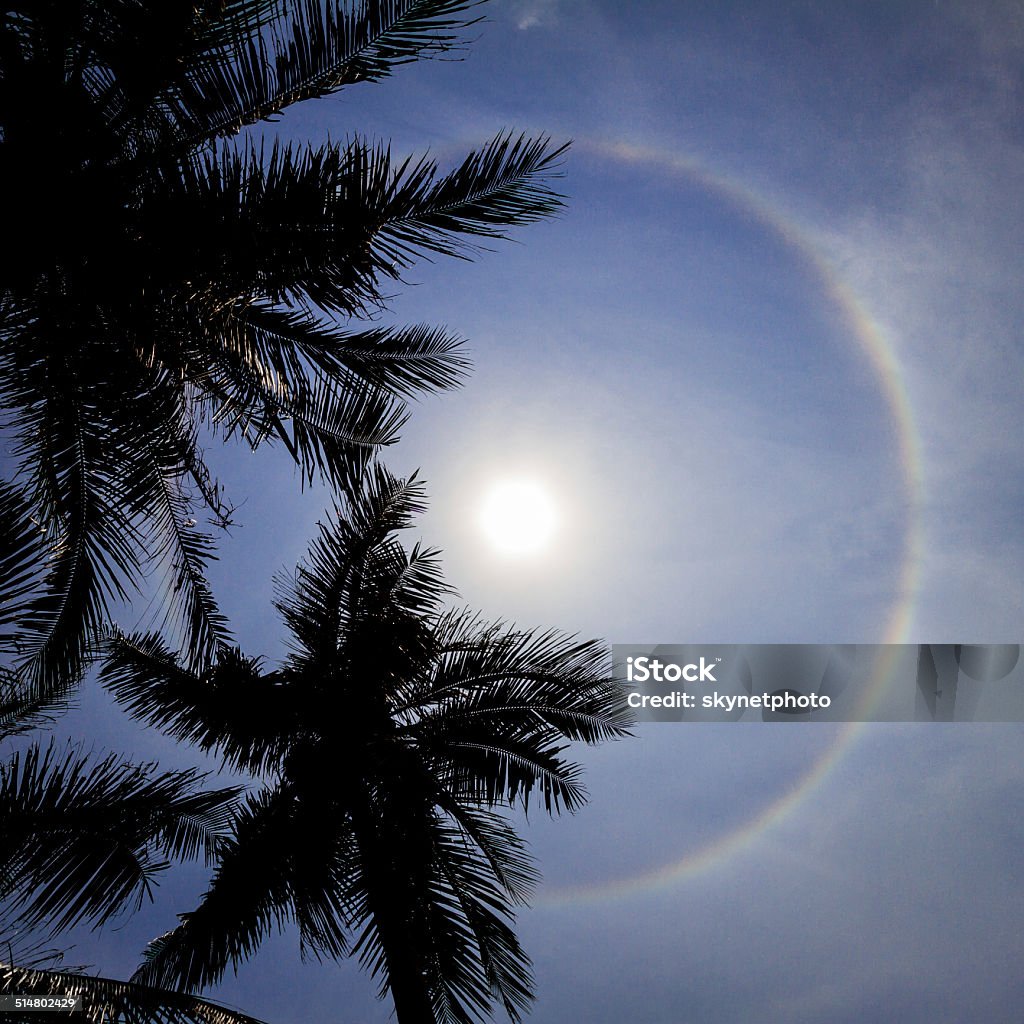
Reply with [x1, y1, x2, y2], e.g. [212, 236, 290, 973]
[100, 467, 633, 1023]
[0, 678, 273, 1024]
[0, 1, 567, 695]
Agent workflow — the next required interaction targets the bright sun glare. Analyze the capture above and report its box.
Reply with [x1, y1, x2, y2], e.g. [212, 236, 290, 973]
[479, 480, 557, 556]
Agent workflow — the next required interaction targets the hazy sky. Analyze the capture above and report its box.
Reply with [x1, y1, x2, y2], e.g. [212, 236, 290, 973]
[28, 2, 1024, 1022]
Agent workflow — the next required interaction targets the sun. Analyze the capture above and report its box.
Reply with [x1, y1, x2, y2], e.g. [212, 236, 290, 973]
[479, 480, 558, 556]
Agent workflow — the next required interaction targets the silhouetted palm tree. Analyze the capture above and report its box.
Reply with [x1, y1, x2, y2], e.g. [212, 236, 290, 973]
[101, 468, 632, 1023]
[0, 679, 270, 1024]
[1, 2, 566, 693]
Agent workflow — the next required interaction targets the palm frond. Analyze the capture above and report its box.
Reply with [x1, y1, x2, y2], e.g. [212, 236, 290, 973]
[188, 1, 285, 56]
[1, 325, 232, 691]
[133, 785, 303, 992]
[272, 466, 440, 662]
[422, 614, 634, 743]
[122, 431, 232, 671]
[147, 136, 564, 315]
[0, 960, 270, 1024]
[432, 802, 538, 907]
[376, 131, 569, 263]
[228, 304, 470, 399]
[0, 481, 77, 733]
[0, 480, 47, 636]
[100, 630, 294, 777]
[438, 734, 589, 814]
[200, 340, 408, 490]
[168, 1, 485, 149]
[397, 614, 632, 812]
[0, 666, 73, 741]
[347, 806, 534, 1024]
[10, 450, 132, 700]
[4, 1, 281, 157]
[432, 832, 534, 1024]
[0, 743, 241, 935]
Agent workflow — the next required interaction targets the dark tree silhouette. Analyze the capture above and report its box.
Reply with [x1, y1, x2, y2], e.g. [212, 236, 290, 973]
[0, 1, 566, 694]
[0, 742, 239, 935]
[101, 467, 633, 1023]
[0, 684, 271, 1024]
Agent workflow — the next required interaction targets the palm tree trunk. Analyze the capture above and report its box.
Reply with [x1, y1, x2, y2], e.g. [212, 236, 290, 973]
[350, 785, 437, 1023]
[381, 943, 435, 1023]
[358, 868, 436, 1023]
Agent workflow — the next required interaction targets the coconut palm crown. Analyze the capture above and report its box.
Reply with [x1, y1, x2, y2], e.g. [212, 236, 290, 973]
[100, 467, 633, 1023]
[0, 1, 567, 693]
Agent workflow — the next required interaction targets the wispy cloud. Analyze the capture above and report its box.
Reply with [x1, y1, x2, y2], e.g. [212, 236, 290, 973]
[807, 81, 1024, 637]
[512, 0, 559, 31]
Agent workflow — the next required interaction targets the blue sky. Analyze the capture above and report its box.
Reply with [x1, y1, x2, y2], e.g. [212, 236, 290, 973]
[22, 2, 1024, 1022]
